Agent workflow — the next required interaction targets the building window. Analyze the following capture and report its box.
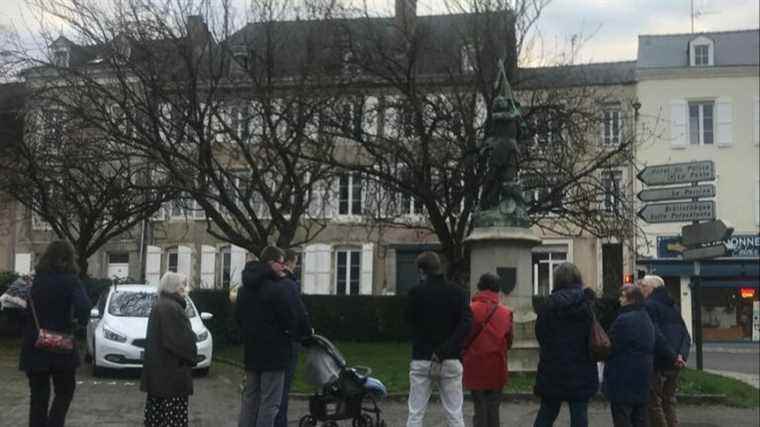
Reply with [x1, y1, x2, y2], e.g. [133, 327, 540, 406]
[219, 247, 231, 289]
[461, 44, 476, 73]
[52, 49, 69, 67]
[338, 173, 363, 216]
[32, 212, 52, 231]
[689, 101, 714, 145]
[602, 110, 622, 145]
[400, 192, 421, 216]
[167, 250, 178, 273]
[601, 170, 623, 214]
[335, 249, 361, 295]
[694, 44, 709, 66]
[701, 287, 757, 341]
[532, 247, 568, 295]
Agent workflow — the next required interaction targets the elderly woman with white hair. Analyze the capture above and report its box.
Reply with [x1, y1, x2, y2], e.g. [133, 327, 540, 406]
[141, 272, 198, 427]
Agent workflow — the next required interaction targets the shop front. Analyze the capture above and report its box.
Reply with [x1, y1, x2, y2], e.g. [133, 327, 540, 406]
[639, 234, 760, 343]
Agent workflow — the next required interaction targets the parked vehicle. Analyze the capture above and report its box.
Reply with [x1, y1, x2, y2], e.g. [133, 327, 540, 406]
[86, 284, 213, 376]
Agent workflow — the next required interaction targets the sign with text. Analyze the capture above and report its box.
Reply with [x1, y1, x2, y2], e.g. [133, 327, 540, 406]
[682, 244, 728, 261]
[637, 160, 715, 186]
[637, 184, 715, 202]
[637, 201, 715, 223]
[682, 220, 734, 246]
[657, 234, 760, 258]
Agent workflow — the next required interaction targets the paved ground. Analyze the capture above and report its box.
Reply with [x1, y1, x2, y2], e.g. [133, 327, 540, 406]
[2, 355, 758, 427]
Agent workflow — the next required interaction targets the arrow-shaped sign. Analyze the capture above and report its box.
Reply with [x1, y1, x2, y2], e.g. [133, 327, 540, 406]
[637, 201, 715, 223]
[637, 184, 715, 202]
[683, 244, 728, 261]
[682, 220, 734, 247]
[637, 160, 715, 186]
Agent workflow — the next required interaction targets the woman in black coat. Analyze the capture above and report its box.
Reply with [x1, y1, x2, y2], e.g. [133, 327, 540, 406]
[533, 262, 598, 427]
[19, 240, 91, 427]
[603, 285, 655, 427]
[140, 272, 198, 427]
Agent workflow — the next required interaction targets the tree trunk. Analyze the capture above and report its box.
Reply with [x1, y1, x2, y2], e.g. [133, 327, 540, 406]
[76, 254, 90, 280]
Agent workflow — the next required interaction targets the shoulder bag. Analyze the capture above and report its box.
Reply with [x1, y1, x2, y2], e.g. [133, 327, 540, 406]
[29, 297, 75, 354]
[463, 303, 499, 353]
[588, 303, 611, 362]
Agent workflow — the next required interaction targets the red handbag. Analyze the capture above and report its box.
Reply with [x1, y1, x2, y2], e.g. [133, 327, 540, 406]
[30, 297, 75, 354]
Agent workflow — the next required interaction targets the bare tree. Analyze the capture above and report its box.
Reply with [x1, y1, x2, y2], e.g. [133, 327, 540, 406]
[17, 0, 344, 258]
[0, 91, 172, 277]
[306, 0, 640, 283]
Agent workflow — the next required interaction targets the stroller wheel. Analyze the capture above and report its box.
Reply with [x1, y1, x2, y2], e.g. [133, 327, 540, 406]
[352, 414, 374, 427]
[298, 415, 317, 427]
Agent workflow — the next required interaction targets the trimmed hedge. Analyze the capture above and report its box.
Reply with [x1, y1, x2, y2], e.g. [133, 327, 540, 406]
[187, 290, 411, 348]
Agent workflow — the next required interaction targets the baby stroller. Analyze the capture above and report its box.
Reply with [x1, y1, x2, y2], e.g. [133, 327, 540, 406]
[298, 335, 387, 427]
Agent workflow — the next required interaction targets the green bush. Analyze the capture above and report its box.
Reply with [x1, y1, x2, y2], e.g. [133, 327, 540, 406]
[302, 295, 409, 342]
[189, 289, 240, 348]
[186, 290, 411, 348]
[81, 278, 114, 305]
[0, 271, 20, 294]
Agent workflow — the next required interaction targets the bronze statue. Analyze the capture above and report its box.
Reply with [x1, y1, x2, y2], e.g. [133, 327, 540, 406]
[475, 60, 530, 228]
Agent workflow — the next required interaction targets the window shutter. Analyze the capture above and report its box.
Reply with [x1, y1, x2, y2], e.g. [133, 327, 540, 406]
[14, 253, 32, 275]
[670, 100, 687, 148]
[326, 177, 339, 218]
[302, 243, 332, 295]
[754, 97, 759, 146]
[177, 245, 193, 283]
[200, 245, 217, 289]
[383, 96, 399, 139]
[716, 97, 733, 147]
[302, 245, 316, 294]
[363, 96, 379, 137]
[229, 245, 248, 288]
[145, 246, 162, 286]
[360, 243, 374, 295]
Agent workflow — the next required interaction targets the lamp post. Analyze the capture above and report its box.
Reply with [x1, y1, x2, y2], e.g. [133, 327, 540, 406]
[630, 99, 641, 278]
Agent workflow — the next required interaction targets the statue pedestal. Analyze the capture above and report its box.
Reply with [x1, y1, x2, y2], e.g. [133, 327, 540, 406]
[465, 226, 541, 372]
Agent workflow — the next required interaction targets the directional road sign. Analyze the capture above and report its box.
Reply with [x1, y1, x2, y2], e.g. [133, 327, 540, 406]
[637, 184, 715, 202]
[637, 201, 715, 223]
[683, 244, 728, 261]
[682, 220, 734, 247]
[637, 160, 715, 186]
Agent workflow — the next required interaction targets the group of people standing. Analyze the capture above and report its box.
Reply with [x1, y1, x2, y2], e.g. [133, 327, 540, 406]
[16, 240, 691, 427]
[405, 254, 691, 427]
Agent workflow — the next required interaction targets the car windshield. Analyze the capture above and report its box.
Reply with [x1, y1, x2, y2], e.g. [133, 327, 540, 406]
[107, 291, 197, 318]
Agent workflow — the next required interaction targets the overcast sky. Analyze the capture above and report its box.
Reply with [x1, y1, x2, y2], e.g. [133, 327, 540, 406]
[2, 0, 758, 65]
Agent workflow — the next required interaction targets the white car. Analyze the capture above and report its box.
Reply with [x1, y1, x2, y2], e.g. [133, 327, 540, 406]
[86, 284, 213, 376]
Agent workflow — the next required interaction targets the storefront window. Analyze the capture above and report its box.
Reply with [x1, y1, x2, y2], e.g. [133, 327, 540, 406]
[702, 287, 759, 341]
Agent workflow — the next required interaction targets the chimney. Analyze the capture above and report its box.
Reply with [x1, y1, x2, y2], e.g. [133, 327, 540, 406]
[186, 15, 206, 38]
[395, 0, 417, 35]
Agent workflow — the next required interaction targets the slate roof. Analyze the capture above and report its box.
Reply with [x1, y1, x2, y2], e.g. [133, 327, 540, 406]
[515, 61, 637, 89]
[637, 29, 759, 68]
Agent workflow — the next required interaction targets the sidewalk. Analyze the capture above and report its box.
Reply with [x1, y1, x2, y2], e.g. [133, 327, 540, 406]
[706, 369, 760, 389]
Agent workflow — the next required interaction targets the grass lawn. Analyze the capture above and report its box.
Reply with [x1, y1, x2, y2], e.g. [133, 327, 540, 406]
[215, 342, 759, 407]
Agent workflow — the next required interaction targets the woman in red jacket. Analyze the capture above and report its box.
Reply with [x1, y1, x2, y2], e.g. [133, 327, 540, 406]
[463, 273, 514, 427]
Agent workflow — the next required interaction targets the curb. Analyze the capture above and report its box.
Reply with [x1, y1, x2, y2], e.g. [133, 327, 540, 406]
[212, 357, 728, 405]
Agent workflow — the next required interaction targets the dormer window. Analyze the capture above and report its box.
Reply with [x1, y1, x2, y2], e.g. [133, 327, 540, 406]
[52, 48, 69, 67]
[689, 36, 714, 67]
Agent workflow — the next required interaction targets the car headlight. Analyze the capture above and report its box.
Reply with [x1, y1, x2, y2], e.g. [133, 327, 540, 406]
[196, 330, 209, 342]
[103, 327, 127, 343]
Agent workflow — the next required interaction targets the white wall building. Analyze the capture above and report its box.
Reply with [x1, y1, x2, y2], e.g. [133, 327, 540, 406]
[635, 29, 760, 342]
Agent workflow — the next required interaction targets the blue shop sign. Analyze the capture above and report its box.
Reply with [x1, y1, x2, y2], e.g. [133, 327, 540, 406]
[657, 234, 760, 259]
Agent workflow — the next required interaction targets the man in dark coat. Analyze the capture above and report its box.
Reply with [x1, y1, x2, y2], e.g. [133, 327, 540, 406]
[236, 246, 298, 427]
[533, 262, 598, 427]
[604, 286, 655, 427]
[274, 249, 312, 427]
[639, 275, 690, 427]
[405, 251, 472, 427]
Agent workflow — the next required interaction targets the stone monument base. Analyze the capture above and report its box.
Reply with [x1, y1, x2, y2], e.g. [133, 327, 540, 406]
[466, 226, 541, 372]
